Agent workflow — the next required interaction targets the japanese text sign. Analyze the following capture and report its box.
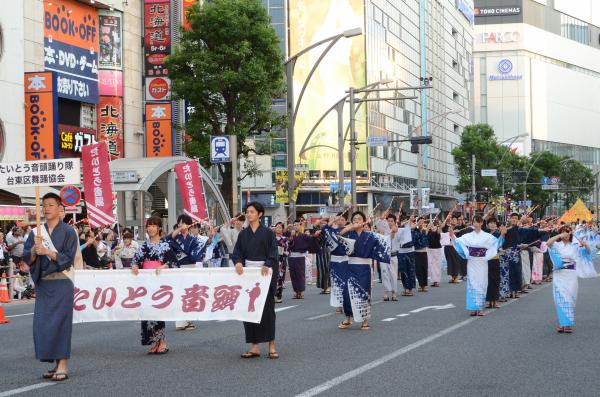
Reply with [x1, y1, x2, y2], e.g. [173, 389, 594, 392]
[145, 102, 173, 157]
[174, 161, 209, 224]
[97, 96, 124, 159]
[58, 124, 97, 157]
[24, 72, 58, 160]
[72, 268, 272, 323]
[44, 0, 99, 102]
[0, 159, 81, 188]
[82, 141, 115, 227]
[144, 0, 171, 76]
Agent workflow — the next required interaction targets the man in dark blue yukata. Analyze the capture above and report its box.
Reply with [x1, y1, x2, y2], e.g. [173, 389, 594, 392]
[23, 192, 79, 382]
[166, 213, 207, 331]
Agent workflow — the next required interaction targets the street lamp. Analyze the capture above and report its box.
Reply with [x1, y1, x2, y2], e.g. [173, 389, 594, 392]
[523, 151, 545, 202]
[497, 134, 528, 199]
[347, 84, 431, 204]
[297, 78, 393, 207]
[285, 27, 362, 221]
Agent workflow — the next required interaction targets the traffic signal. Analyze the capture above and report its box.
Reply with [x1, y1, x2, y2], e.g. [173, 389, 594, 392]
[410, 136, 433, 145]
[411, 143, 419, 153]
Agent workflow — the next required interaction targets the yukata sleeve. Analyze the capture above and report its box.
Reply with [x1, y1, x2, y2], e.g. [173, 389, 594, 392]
[22, 232, 36, 266]
[231, 233, 245, 265]
[265, 231, 279, 271]
[453, 236, 468, 260]
[51, 228, 79, 273]
[131, 243, 145, 268]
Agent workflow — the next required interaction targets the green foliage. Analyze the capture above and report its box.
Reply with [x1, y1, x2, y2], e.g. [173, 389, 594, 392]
[452, 124, 596, 211]
[165, 0, 285, 210]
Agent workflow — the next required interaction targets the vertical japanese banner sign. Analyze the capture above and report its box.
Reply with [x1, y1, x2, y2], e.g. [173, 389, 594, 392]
[174, 161, 209, 224]
[82, 141, 116, 227]
[144, 0, 171, 76]
[98, 10, 125, 160]
[182, 0, 198, 30]
[145, 103, 173, 157]
[43, 0, 99, 103]
[409, 188, 419, 210]
[24, 72, 58, 160]
[97, 96, 124, 160]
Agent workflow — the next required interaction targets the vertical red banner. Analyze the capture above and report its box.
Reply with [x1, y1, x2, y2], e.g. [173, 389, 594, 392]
[82, 141, 116, 227]
[98, 96, 125, 160]
[24, 72, 58, 160]
[174, 160, 209, 224]
[182, 0, 198, 30]
[145, 102, 173, 157]
[144, 0, 171, 76]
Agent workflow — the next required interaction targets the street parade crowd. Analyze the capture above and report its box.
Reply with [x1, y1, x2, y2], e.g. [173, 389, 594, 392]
[4, 193, 600, 382]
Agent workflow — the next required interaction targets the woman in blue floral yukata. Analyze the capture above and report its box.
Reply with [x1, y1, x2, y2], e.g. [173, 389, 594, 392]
[131, 216, 177, 354]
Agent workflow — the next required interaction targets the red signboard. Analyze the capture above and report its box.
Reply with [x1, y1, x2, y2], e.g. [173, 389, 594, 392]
[82, 141, 115, 227]
[97, 96, 124, 160]
[145, 103, 173, 157]
[24, 72, 58, 160]
[174, 161, 209, 224]
[182, 0, 198, 31]
[144, 0, 171, 76]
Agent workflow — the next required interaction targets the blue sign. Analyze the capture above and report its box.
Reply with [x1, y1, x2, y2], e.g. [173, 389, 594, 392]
[329, 182, 351, 194]
[44, 38, 99, 103]
[489, 59, 523, 81]
[541, 177, 550, 185]
[210, 136, 231, 163]
[455, 0, 475, 25]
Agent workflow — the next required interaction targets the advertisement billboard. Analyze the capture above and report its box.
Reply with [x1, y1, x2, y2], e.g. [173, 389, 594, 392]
[58, 124, 98, 158]
[99, 10, 123, 70]
[288, 0, 367, 171]
[144, 0, 171, 77]
[98, 96, 125, 160]
[182, 0, 198, 31]
[24, 72, 58, 160]
[43, 0, 99, 103]
[145, 102, 173, 157]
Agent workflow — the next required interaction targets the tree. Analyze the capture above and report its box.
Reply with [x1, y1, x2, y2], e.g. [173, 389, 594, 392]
[451, 124, 503, 197]
[165, 0, 285, 212]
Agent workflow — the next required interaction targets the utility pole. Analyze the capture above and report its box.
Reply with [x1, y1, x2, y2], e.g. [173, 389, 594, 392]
[285, 61, 296, 222]
[595, 171, 599, 222]
[349, 87, 357, 205]
[337, 103, 345, 208]
[471, 154, 476, 212]
[230, 135, 238, 215]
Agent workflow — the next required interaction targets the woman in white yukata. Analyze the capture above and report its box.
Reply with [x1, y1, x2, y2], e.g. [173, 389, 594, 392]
[453, 215, 505, 317]
[547, 226, 592, 334]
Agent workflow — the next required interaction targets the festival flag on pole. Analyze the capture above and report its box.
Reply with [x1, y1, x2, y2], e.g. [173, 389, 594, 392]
[174, 160, 209, 225]
[82, 142, 116, 227]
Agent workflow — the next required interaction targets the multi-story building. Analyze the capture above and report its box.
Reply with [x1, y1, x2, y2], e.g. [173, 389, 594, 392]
[473, 0, 600, 171]
[242, 0, 475, 220]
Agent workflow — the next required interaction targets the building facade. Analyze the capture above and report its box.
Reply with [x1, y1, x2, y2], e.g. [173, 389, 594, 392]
[242, 0, 475, 220]
[473, 0, 600, 171]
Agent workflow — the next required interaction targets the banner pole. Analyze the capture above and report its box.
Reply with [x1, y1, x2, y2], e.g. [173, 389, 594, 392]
[35, 186, 41, 236]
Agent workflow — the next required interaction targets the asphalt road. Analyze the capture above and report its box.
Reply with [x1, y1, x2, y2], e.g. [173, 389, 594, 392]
[2, 257, 600, 396]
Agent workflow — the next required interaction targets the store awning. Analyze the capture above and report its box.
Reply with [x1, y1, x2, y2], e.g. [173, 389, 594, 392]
[2, 186, 61, 205]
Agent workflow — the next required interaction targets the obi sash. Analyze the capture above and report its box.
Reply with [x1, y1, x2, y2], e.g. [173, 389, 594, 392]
[142, 260, 162, 269]
[467, 247, 488, 258]
[245, 260, 265, 268]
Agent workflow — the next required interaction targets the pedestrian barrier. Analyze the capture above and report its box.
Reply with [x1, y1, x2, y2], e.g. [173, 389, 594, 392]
[0, 302, 9, 324]
[0, 272, 11, 303]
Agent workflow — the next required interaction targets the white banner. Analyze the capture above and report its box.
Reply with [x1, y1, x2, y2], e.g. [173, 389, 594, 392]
[73, 268, 272, 324]
[0, 158, 81, 188]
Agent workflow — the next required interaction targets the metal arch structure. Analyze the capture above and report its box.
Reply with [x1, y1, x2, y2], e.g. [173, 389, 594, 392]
[109, 156, 230, 231]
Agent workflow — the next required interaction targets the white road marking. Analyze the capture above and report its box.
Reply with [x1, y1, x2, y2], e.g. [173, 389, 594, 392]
[381, 318, 397, 322]
[307, 313, 334, 320]
[0, 383, 55, 396]
[396, 314, 410, 317]
[5, 313, 34, 318]
[295, 317, 478, 397]
[410, 304, 454, 313]
[275, 305, 297, 313]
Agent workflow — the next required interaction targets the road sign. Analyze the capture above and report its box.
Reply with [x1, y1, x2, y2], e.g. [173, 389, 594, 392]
[210, 136, 231, 163]
[481, 169, 497, 177]
[366, 136, 388, 147]
[64, 206, 82, 214]
[540, 176, 550, 184]
[542, 184, 559, 190]
[550, 176, 560, 184]
[60, 185, 81, 207]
